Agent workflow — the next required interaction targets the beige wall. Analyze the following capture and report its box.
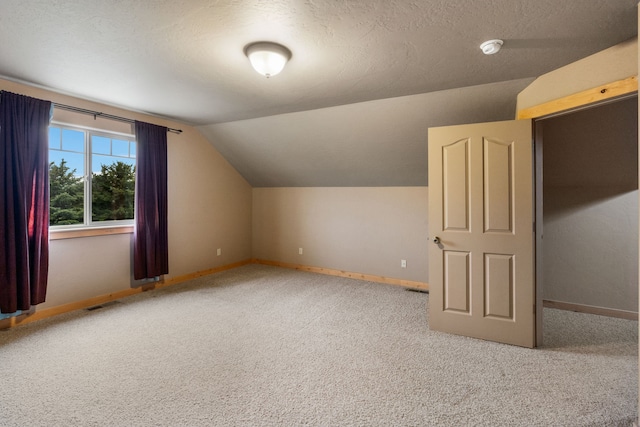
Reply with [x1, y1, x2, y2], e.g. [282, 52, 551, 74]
[0, 79, 253, 309]
[517, 37, 637, 112]
[252, 187, 429, 283]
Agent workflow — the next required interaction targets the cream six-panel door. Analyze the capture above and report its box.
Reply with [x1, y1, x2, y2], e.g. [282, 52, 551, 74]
[428, 119, 535, 348]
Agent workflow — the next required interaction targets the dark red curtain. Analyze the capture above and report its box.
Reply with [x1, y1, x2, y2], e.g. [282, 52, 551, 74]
[0, 91, 52, 313]
[133, 121, 168, 280]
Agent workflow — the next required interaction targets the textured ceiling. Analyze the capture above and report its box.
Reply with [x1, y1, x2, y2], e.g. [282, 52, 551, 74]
[0, 0, 636, 125]
[0, 1, 637, 186]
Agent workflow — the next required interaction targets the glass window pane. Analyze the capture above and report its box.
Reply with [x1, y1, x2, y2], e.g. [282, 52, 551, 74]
[112, 139, 130, 157]
[62, 129, 84, 153]
[91, 154, 135, 222]
[49, 151, 85, 226]
[49, 127, 61, 149]
[92, 135, 111, 155]
[49, 151, 85, 177]
[130, 141, 136, 158]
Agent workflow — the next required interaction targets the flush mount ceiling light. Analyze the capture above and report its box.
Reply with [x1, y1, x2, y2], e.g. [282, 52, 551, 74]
[245, 42, 292, 78]
[480, 39, 503, 55]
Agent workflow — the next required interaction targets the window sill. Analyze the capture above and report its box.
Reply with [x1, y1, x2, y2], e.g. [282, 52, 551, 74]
[50, 225, 134, 240]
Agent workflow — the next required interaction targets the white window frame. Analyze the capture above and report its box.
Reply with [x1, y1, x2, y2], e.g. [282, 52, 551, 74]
[49, 121, 136, 232]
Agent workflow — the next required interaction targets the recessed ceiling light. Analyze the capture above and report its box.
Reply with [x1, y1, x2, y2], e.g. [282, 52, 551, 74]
[480, 39, 503, 55]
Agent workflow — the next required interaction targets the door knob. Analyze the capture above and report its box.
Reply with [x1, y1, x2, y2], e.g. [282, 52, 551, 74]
[433, 236, 441, 244]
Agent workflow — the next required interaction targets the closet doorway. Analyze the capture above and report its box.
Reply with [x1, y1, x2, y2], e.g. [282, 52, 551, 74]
[535, 95, 638, 345]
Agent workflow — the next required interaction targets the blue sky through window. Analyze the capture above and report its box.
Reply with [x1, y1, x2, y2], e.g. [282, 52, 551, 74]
[49, 126, 135, 176]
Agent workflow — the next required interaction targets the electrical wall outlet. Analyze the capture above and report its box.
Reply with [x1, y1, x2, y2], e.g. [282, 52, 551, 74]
[401, 259, 407, 268]
[299, 248, 303, 255]
[217, 248, 221, 256]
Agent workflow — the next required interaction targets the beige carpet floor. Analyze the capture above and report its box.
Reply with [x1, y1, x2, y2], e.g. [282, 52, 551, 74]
[0, 264, 637, 426]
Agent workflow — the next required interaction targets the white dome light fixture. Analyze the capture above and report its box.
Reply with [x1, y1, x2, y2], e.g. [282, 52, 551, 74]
[480, 39, 503, 55]
[245, 42, 292, 78]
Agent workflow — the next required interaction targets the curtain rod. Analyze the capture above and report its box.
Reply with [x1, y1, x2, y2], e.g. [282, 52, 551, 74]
[52, 103, 183, 134]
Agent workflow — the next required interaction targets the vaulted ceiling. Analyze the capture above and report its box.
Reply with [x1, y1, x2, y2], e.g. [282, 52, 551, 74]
[0, 1, 637, 186]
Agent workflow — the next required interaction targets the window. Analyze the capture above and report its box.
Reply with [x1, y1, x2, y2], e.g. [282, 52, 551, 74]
[49, 123, 136, 227]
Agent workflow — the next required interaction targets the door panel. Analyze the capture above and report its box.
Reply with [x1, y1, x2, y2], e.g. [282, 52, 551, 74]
[442, 139, 470, 231]
[484, 139, 513, 232]
[428, 119, 534, 348]
[443, 251, 470, 313]
[484, 253, 514, 319]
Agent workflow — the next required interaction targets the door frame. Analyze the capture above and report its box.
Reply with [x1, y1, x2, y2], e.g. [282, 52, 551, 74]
[517, 75, 638, 346]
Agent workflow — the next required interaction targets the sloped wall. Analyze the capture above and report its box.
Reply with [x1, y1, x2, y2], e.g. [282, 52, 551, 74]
[517, 37, 637, 112]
